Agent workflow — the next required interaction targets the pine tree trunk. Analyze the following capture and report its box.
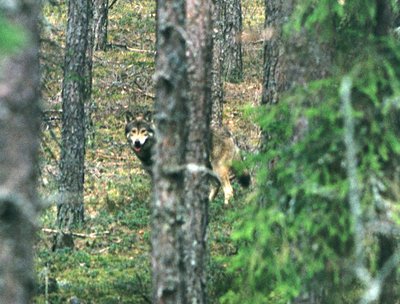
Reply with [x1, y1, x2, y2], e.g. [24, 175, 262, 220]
[262, 0, 331, 104]
[211, 0, 224, 126]
[86, 0, 95, 145]
[56, 0, 91, 249]
[0, 1, 41, 302]
[152, 0, 189, 303]
[261, 0, 285, 105]
[221, 0, 243, 83]
[185, 0, 213, 302]
[93, 0, 109, 51]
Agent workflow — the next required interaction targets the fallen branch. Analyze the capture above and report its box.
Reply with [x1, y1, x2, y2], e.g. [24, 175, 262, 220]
[108, 0, 118, 10]
[126, 46, 155, 55]
[107, 43, 155, 55]
[42, 228, 110, 239]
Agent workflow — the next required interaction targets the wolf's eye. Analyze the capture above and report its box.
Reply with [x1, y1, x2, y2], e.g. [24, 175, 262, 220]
[140, 128, 147, 134]
[131, 128, 138, 135]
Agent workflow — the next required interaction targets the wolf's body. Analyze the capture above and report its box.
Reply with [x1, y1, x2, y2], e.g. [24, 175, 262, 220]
[125, 111, 250, 204]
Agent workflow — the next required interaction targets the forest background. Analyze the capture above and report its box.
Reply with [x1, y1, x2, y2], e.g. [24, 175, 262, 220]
[37, 0, 262, 303]
[0, 0, 400, 303]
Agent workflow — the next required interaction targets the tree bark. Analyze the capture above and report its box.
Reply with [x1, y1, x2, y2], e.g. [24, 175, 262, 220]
[261, 0, 286, 105]
[221, 0, 243, 83]
[152, 0, 189, 303]
[262, 0, 331, 105]
[185, 0, 213, 302]
[211, 0, 224, 126]
[93, 0, 109, 51]
[55, 0, 91, 249]
[86, 0, 95, 145]
[0, 1, 41, 302]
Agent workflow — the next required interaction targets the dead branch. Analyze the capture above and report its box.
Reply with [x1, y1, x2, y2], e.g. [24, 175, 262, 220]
[42, 228, 110, 239]
[126, 46, 156, 55]
[107, 43, 155, 55]
[108, 0, 118, 10]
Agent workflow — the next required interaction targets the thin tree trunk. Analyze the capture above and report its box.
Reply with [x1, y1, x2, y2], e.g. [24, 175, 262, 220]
[93, 0, 109, 50]
[0, 1, 41, 302]
[86, 0, 95, 145]
[55, 0, 91, 249]
[185, 0, 213, 302]
[211, 0, 224, 126]
[261, 0, 285, 105]
[221, 0, 243, 83]
[152, 0, 189, 302]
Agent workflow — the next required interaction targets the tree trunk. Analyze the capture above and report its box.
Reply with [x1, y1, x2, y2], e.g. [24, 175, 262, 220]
[55, 0, 91, 249]
[262, 0, 331, 105]
[211, 0, 224, 127]
[261, 0, 285, 105]
[93, 0, 109, 51]
[86, 0, 95, 145]
[185, 0, 213, 302]
[221, 0, 243, 83]
[211, 0, 224, 126]
[152, 0, 189, 303]
[0, 1, 41, 302]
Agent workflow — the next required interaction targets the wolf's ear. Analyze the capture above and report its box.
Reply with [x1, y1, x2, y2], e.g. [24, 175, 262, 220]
[144, 110, 153, 122]
[125, 111, 133, 123]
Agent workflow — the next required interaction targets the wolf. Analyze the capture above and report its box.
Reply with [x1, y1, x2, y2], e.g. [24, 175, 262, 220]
[125, 110, 155, 175]
[125, 110, 250, 204]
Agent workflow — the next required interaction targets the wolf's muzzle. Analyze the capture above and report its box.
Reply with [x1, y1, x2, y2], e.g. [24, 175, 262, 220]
[133, 140, 143, 152]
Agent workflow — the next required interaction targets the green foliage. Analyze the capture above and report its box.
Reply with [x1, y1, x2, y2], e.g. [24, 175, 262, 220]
[223, 1, 400, 303]
[0, 14, 27, 55]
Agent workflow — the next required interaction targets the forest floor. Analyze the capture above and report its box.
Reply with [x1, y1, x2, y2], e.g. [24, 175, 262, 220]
[35, 1, 264, 303]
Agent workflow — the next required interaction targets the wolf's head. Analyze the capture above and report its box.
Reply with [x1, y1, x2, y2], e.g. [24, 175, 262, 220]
[125, 111, 155, 168]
